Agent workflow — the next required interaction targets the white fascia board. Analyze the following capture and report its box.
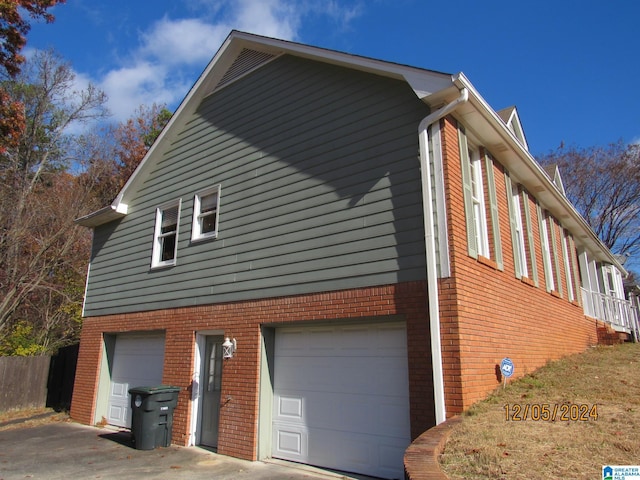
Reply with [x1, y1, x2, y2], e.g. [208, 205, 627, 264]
[228, 31, 453, 98]
[75, 203, 128, 227]
[451, 73, 625, 274]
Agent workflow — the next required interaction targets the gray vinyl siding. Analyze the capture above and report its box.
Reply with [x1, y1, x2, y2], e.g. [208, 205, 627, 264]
[84, 55, 430, 316]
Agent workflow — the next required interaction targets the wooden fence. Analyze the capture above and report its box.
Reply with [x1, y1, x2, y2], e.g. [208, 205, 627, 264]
[0, 355, 50, 412]
[0, 345, 78, 413]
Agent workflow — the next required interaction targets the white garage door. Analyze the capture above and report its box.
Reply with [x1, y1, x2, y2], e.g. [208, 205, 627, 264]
[272, 322, 410, 480]
[107, 333, 165, 428]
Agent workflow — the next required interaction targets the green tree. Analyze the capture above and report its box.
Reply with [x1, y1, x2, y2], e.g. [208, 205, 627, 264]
[0, 321, 47, 355]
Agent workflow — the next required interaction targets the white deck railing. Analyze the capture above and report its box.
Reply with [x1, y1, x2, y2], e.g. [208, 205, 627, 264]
[581, 288, 640, 340]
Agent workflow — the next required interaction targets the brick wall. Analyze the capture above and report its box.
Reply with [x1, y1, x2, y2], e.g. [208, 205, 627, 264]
[71, 281, 434, 460]
[439, 116, 598, 415]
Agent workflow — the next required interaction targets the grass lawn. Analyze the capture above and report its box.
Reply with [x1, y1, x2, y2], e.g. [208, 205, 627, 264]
[439, 343, 640, 479]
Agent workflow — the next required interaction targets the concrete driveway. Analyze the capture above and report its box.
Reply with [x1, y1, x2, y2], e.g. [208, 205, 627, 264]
[0, 420, 357, 480]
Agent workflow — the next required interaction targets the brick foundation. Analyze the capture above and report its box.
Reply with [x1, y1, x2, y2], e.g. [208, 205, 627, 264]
[71, 281, 435, 460]
[596, 320, 630, 345]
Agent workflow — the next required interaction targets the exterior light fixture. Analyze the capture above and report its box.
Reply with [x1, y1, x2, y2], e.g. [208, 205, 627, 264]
[222, 337, 236, 359]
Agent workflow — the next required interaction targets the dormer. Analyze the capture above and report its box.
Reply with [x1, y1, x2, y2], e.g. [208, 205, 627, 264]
[542, 164, 567, 195]
[497, 106, 529, 151]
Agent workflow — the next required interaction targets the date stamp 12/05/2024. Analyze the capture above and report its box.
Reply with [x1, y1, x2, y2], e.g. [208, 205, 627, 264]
[504, 403, 598, 422]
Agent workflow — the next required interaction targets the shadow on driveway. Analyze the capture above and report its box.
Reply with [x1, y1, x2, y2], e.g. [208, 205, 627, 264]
[0, 421, 344, 480]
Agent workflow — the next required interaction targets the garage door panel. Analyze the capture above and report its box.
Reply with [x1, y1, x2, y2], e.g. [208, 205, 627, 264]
[377, 398, 412, 437]
[279, 395, 303, 417]
[272, 421, 309, 459]
[277, 357, 405, 396]
[379, 363, 409, 389]
[377, 324, 407, 348]
[272, 322, 410, 479]
[378, 442, 408, 476]
[274, 391, 410, 440]
[305, 426, 405, 479]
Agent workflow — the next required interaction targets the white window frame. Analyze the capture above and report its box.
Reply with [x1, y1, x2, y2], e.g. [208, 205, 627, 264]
[191, 185, 221, 242]
[562, 229, 575, 301]
[151, 200, 181, 269]
[511, 184, 529, 278]
[469, 148, 490, 258]
[546, 214, 563, 297]
[540, 210, 555, 292]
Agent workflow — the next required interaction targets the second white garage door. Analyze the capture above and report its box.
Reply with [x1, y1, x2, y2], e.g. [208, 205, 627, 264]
[272, 322, 410, 480]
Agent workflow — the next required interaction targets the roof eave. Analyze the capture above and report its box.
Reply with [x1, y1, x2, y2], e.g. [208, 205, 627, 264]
[75, 204, 128, 228]
[225, 31, 454, 97]
[449, 74, 626, 274]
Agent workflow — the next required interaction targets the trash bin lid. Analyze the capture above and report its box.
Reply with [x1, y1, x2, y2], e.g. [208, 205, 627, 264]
[128, 385, 181, 395]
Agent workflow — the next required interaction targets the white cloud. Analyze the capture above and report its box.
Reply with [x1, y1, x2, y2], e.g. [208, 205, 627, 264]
[100, 62, 187, 120]
[139, 18, 230, 66]
[95, 0, 363, 122]
[232, 0, 300, 40]
[308, 0, 364, 27]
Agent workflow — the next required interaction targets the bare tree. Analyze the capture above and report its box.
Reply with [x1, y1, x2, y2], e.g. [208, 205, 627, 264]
[79, 103, 172, 206]
[539, 141, 640, 261]
[0, 49, 108, 342]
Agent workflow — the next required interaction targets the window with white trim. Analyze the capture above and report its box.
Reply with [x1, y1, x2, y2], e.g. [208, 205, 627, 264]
[459, 126, 501, 263]
[546, 214, 563, 296]
[151, 201, 181, 268]
[539, 209, 555, 292]
[505, 173, 537, 284]
[562, 229, 576, 301]
[191, 186, 221, 241]
[469, 149, 490, 258]
[510, 184, 529, 278]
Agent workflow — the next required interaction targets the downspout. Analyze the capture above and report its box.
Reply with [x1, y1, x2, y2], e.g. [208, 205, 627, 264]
[417, 87, 468, 425]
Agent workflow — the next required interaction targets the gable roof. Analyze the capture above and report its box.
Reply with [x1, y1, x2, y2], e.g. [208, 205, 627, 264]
[76, 31, 454, 227]
[75, 30, 625, 273]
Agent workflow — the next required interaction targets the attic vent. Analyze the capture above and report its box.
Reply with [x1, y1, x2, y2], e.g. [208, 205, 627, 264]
[216, 48, 276, 89]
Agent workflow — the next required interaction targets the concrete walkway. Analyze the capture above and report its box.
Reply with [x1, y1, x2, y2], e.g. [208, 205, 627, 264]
[0, 421, 355, 480]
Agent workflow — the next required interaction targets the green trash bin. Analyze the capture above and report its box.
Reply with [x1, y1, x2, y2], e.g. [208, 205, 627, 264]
[128, 385, 180, 450]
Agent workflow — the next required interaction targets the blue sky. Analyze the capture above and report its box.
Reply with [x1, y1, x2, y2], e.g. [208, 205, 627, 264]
[26, 0, 640, 156]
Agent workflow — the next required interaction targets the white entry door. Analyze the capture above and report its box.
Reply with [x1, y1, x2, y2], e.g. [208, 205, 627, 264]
[107, 333, 165, 428]
[272, 322, 410, 480]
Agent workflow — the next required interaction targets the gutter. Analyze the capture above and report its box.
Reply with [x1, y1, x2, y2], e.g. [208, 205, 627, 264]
[417, 87, 468, 425]
[75, 204, 127, 228]
[451, 74, 626, 275]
